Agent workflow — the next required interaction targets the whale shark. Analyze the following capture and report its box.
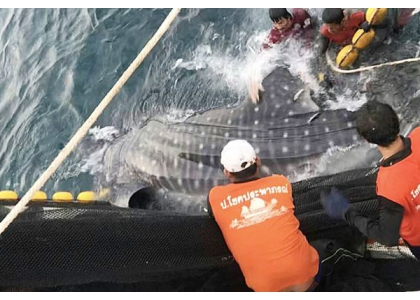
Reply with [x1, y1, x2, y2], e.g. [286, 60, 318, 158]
[100, 66, 380, 208]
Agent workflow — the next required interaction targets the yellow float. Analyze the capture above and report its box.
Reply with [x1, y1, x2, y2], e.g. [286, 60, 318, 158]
[0, 190, 99, 204]
[336, 8, 387, 68]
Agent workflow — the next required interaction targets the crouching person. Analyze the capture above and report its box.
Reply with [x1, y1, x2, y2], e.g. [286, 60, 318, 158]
[207, 139, 320, 291]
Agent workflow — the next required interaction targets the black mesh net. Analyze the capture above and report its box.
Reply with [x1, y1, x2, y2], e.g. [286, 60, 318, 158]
[0, 167, 419, 292]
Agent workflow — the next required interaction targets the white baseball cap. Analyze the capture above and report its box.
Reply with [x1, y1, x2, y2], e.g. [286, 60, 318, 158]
[220, 140, 257, 173]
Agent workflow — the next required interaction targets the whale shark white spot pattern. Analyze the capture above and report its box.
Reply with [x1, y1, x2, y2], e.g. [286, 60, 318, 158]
[101, 66, 375, 198]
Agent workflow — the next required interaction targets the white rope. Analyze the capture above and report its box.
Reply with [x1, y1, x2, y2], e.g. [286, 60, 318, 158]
[326, 52, 420, 74]
[0, 8, 182, 236]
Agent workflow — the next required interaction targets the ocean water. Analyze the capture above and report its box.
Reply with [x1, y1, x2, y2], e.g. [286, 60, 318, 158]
[0, 8, 420, 205]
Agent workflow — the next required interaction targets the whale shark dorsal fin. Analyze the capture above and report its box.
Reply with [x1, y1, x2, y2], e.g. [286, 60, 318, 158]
[293, 87, 320, 112]
[259, 66, 320, 114]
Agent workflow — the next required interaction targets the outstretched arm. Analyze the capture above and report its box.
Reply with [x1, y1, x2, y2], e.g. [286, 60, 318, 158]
[316, 34, 330, 56]
[310, 34, 333, 91]
[321, 188, 404, 247]
[344, 196, 404, 246]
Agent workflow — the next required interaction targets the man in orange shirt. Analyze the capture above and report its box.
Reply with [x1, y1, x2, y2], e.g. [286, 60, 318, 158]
[321, 101, 420, 259]
[317, 8, 366, 55]
[207, 140, 320, 292]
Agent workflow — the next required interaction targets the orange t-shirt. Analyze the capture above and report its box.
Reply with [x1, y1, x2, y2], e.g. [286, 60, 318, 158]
[208, 175, 319, 292]
[377, 127, 420, 246]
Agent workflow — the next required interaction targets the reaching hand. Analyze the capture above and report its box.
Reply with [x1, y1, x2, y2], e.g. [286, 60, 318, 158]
[248, 80, 265, 104]
[320, 187, 350, 219]
[318, 72, 334, 90]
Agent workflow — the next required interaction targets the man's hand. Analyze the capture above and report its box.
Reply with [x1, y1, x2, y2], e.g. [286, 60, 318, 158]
[320, 187, 350, 219]
[248, 80, 265, 104]
[318, 72, 334, 90]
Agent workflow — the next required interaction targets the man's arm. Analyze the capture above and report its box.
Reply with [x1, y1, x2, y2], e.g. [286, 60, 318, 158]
[316, 34, 330, 55]
[310, 33, 331, 90]
[344, 196, 404, 246]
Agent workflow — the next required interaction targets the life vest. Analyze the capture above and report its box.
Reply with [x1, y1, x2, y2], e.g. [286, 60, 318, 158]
[336, 8, 388, 68]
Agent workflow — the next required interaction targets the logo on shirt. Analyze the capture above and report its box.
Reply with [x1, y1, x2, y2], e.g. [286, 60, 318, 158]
[229, 197, 289, 229]
[220, 184, 289, 210]
[410, 183, 420, 200]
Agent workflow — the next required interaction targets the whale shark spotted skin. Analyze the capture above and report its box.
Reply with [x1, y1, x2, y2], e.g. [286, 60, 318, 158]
[102, 67, 366, 197]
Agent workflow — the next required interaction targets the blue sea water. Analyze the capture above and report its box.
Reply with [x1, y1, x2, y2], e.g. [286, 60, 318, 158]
[0, 8, 419, 202]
